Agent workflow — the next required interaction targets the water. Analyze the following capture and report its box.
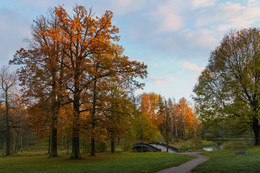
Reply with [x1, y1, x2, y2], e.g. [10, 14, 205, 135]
[203, 145, 222, 151]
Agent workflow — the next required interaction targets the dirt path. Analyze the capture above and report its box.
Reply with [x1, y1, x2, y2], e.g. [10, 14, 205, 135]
[157, 152, 209, 173]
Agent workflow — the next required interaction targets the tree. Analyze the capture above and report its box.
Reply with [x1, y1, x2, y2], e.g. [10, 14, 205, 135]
[0, 66, 17, 156]
[168, 98, 177, 143]
[11, 10, 66, 157]
[133, 112, 158, 143]
[140, 93, 163, 127]
[193, 28, 260, 144]
[85, 53, 147, 156]
[12, 5, 147, 158]
[103, 84, 134, 153]
[51, 5, 124, 158]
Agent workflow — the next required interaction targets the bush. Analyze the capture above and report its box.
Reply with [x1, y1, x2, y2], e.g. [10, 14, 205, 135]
[157, 133, 165, 143]
[84, 142, 107, 153]
[122, 142, 133, 151]
[191, 138, 203, 146]
[222, 141, 247, 149]
[204, 133, 214, 141]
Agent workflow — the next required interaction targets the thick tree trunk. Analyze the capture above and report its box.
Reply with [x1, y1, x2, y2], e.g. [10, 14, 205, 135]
[91, 138, 95, 156]
[71, 125, 80, 159]
[252, 117, 260, 145]
[71, 75, 81, 159]
[111, 138, 115, 153]
[49, 79, 59, 157]
[50, 127, 58, 157]
[71, 105, 80, 158]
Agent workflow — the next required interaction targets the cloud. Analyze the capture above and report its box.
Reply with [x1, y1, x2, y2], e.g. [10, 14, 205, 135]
[186, 29, 218, 47]
[195, 2, 260, 31]
[182, 62, 204, 73]
[192, 0, 215, 9]
[217, 3, 260, 31]
[152, 0, 183, 33]
[149, 76, 177, 85]
[100, 0, 147, 16]
[248, 0, 260, 7]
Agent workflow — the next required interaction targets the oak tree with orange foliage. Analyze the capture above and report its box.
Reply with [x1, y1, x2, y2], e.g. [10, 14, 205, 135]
[12, 5, 147, 159]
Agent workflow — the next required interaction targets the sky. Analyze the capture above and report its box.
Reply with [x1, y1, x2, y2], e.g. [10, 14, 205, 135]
[1, 0, 260, 102]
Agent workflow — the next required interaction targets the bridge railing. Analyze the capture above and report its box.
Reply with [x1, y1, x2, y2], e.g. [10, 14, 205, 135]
[133, 143, 161, 152]
[149, 142, 180, 152]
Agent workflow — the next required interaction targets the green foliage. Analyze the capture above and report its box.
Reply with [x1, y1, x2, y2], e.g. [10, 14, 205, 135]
[222, 141, 247, 149]
[0, 152, 193, 173]
[132, 113, 158, 142]
[122, 127, 135, 151]
[122, 143, 132, 152]
[191, 138, 203, 146]
[84, 142, 107, 153]
[172, 139, 217, 152]
[204, 133, 214, 141]
[193, 28, 260, 144]
[157, 133, 165, 142]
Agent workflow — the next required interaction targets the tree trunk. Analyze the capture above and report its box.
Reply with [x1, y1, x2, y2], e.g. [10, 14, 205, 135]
[90, 79, 97, 156]
[91, 138, 95, 156]
[175, 120, 178, 142]
[50, 103, 58, 157]
[165, 103, 169, 152]
[48, 135, 51, 154]
[20, 132, 23, 152]
[71, 129, 80, 159]
[50, 127, 58, 157]
[117, 137, 120, 145]
[71, 73, 81, 159]
[5, 91, 10, 156]
[111, 138, 115, 153]
[252, 117, 260, 145]
[66, 136, 70, 154]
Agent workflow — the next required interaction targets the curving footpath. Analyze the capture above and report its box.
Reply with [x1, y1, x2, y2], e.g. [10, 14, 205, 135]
[157, 152, 209, 173]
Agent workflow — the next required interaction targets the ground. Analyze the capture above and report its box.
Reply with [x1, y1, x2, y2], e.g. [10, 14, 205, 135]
[0, 151, 193, 173]
[192, 147, 260, 173]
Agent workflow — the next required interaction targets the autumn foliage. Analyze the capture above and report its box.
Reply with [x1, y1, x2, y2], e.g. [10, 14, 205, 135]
[138, 93, 200, 143]
[1, 4, 202, 159]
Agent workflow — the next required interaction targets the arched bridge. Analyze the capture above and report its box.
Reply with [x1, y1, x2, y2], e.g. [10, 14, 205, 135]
[133, 143, 161, 152]
[133, 142, 179, 153]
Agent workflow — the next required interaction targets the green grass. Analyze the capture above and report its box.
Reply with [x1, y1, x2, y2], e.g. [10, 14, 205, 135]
[192, 147, 260, 173]
[0, 152, 194, 173]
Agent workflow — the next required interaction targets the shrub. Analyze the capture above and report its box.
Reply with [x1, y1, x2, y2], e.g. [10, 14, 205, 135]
[85, 142, 107, 153]
[204, 133, 214, 141]
[157, 133, 165, 143]
[122, 142, 133, 151]
[191, 138, 203, 146]
[222, 141, 247, 149]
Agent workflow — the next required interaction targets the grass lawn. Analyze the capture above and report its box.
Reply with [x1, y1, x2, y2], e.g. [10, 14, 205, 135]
[192, 147, 260, 173]
[0, 152, 194, 173]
